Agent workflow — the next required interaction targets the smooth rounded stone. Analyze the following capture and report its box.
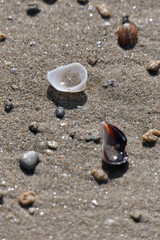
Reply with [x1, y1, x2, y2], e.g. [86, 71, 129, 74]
[28, 207, 36, 215]
[10, 67, 18, 74]
[146, 61, 160, 72]
[56, 107, 65, 119]
[44, 149, 53, 156]
[4, 102, 14, 113]
[29, 122, 39, 134]
[48, 141, 58, 150]
[18, 190, 36, 206]
[87, 53, 98, 66]
[96, 4, 111, 18]
[91, 169, 108, 182]
[19, 151, 39, 170]
[85, 129, 101, 143]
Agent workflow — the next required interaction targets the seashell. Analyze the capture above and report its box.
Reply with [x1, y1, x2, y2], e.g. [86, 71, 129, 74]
[102, 122, 128, 165]
[118, 15, 138, 49]
[47, 63, 88, 93]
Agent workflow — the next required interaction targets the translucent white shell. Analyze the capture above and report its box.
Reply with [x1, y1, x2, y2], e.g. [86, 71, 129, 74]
[47, 63, 88, 93]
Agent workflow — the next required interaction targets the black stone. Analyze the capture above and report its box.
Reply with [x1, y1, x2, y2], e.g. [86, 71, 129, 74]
[56, 107, 65, 119]
[5, 102, 14, 113]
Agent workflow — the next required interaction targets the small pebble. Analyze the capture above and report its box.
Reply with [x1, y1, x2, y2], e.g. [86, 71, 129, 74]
[4, 102, 14, 113]
[29, 122, 39, 134]
[10, 67, 18, 74]
[142, 128, 160, 143]
[85, 129, 101, 143]
[0, 32, 7, 41]
[91, 169, 108, 182]
[87, 53, 98, 66]
[28, 207, 36, 215]
[88, 5, 93, 11]
[56, 107, 65, 119]
[44, 149, 53, 156]
[146, 61, 160, 72]
[92, 199, 98, 206]
[48, 141, 58, 150]
[96, 4, 111, 18]
[77, 0, 88, 5]
[11, 84, 18, 90]
[7, 16, 13, 21]
[18, 190, 36, 206]
[27, 3, 40, 17]
[104, 22, 111, 28]
[39, 141, 47, 149]
[103, 80, 115, 88]
[19, 151, 39, 170]
[129, 211, 142, 223]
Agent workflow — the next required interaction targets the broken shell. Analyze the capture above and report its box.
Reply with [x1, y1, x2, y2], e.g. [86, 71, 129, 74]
[146, 61, 160, 72]
[102, 122, 128, 165]
[47, 63, 88, 93]
[118, 16, 138, 49]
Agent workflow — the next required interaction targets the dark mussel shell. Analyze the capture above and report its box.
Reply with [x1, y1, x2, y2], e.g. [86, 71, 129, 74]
[102, 122, 128, 165]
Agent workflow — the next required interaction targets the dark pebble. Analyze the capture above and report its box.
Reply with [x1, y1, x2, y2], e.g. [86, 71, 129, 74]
[5, 102, 14, 113]
[56, 107, 65, 119]
[19, 151, 39, 170]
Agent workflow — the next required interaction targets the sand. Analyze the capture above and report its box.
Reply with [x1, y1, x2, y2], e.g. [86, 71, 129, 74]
[0, 0, 160, 239]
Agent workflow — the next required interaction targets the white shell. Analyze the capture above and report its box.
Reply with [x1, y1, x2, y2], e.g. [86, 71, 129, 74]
[47, 63, 88, 93]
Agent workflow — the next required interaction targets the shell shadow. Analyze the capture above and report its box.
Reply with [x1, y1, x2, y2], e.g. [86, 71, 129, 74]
[47, 85, 87, 110]
[120, 44, 137, 50]
[43, 0, 58, 4]
[142, 141, 156, 148]
[20, 165, 35, 176]
[27, 8, 40, 17]
[147, 70, 159, 76]
[102, 161, 129, 179]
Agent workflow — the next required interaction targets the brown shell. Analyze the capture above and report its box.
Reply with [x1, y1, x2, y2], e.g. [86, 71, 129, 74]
[118, 23, 138, 49]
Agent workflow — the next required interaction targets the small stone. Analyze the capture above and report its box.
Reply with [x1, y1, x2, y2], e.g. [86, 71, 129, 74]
[91, 199, 98, 206]
[77, 0, 88, 5]
[19, 151, 39, 170]
[87, 53, 98, 66]
[142, 128, 160, 143]
[104, 22, 111, 28]
[129, 211, 142, 223]
[4, 102, 14, 113]
[10, 67, 18, 74]
[104, 219, 115, 225]
[28, 207, 36, 215]
[18, 190, 36, 206]
[0, 32, 7, 41]
[44, 149, 53, 156]
[7, 16, 13, 21]
[85, 129, 101, 143]
[27, 3, 40, 17]
[29, 122, 39, 134]
[146, 61, 160, 72]
[11, 84, 18, 90]
[48, 141, 58, 150]
[56, 107, 65, 119]
[91, 169, 108, 182]
[103, 80, 115, 88]
[39, 141, 47, 149]
[96, 4, 111, 18]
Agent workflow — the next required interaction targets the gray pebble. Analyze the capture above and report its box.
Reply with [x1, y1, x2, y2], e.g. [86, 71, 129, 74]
[19, 151, 39, 170]
[103, 80, 115, 88]
[39, 141, 47, 149]
[5, 102, 14, 113]
[85, 129, 101, 143]
[28, 207, 36, 215]
[56, 107, 65, 119]
[29, 122, 38, 134]
[10, 68, 18, 74]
